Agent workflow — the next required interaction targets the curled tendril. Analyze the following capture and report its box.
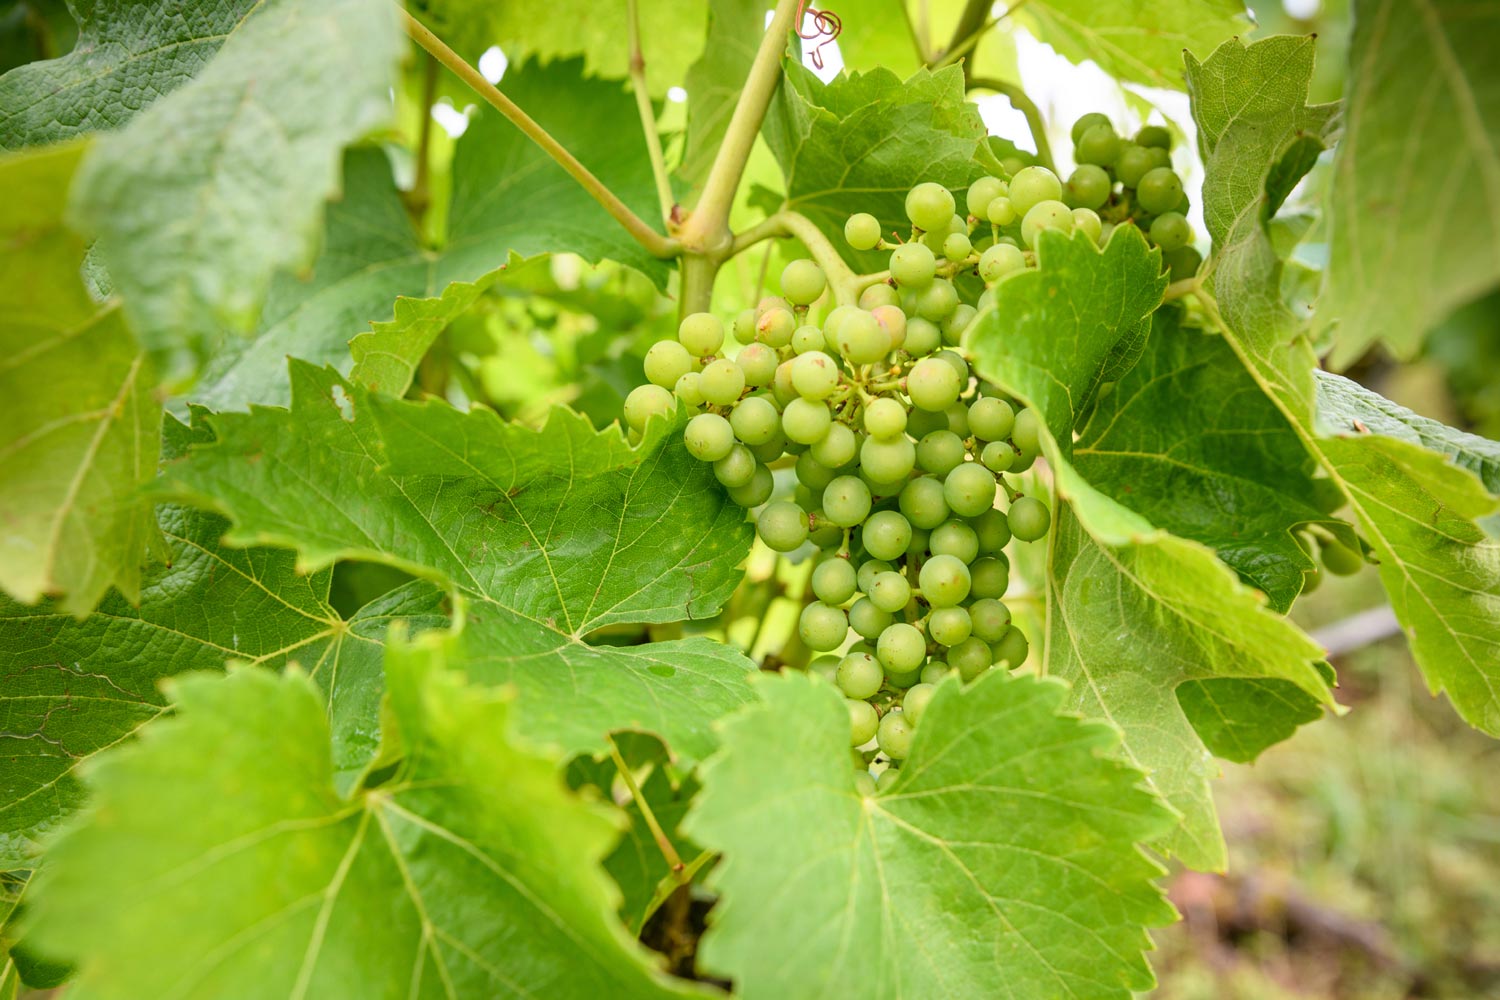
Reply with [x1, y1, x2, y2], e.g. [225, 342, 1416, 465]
[795, 1, 843, 70]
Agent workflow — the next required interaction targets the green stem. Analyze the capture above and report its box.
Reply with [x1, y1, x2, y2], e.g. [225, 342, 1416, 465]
[679, 253, 722, 318]
[968, 75, 1055, 174]
[732, 210, 871, 306]
[677, 0, 799, 254]
[627, 0, 676, 229]
[936, 0, 1030, 68]
[404, 52, 438, 223]
[400, 9, 679, 258]
[608, 737, 687, 878]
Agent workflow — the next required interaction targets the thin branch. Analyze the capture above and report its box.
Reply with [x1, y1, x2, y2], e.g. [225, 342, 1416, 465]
[935, 0, 991, 65]
[1163, 275, 1202, 302]
[628, 0, 676, 229]
[900, 0, 934, 64]
[968, 75, 1055, 174]
[608, 737, 686, 878]
[403, 51, 439, 222]
[731, 210, 881, 306]
[400, 8, 679, 258]
[677, 0, 800, 252]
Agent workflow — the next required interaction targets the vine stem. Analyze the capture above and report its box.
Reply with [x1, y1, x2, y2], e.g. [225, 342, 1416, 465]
[968, 75, 1055, 174]
[627, 0, 676, 229]
[676, 0, 800, 255]
[400, 8, 678, 259]
[608, 736, 687, 879]
[731, 210, 880, 306]
[1163, 275, 1202, 302]
[404, 51, 438, 222]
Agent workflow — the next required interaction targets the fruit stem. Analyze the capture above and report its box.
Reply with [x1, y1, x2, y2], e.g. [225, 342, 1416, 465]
[400, 8, 679, 259]
[608, 736, 688, 878]
[627, 0, 677, 230]
[733, 210, 874, 306]
[967, 76, 1055, 175]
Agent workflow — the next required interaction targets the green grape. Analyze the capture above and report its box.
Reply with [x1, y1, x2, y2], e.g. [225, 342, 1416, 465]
[1135, 124, 1171, 150]
[836, 309, 890, 365]
[861, 472, 908, 500]
[807, 423, 854, 469]
[916, 279, 959, 322]
[1021, 199, 1074, 249]
[791, 350, 839, 400]
[916, 430, 965, 476]
[1144, 146, 1171, 170]
[674, 371, 704, 407]
[905, 181, 956, 232]
[813, 556, 858, 604]
[930, 519, 979, 563]
[870, 571, 912, 613]
[644, 339, 694, 388]
[837, 652, 884, 699]
[860, 434, 916, 482]
[1064, 165, 1112, 211]
[971, 508, 1011, 553]
[968, 598, 1012, 642]
[978, 243, 1026, 284]
[1114, 144, 1156, 188]
[700, 358, 745, 406]
[919, 661, 951, 684]
[919, 554, 971, 607]
[1011, 407, 1042, 455]
[949, 637, 993, 681]
[1075, 123, 1121, 167]
[943, 463, 997, 518]
[678, 312, 725, 356]
[863, 397, 907, 439]
[845, 212, 882, 251]
[857, 558, 893, 595]
[903, 316, 942, 356]
[907, 357, 962, 411]
[877, 622, 926, 673]
[786, 326, 819, 357]
[727, 464, 774, 507]
[1136, 167, 1184, 214]
[890, 242, 937, 288]
[968, 397, 1014, 441]
[730, 395, 780, 446]
[1008, 166, 1063, 217]
[749, 429, 787, 464]
[969, 555, 1010, 599]
[736, 343, 778, 387]
[756, 501, 809, 551]
[733, 308, 757, 343]
[1070, 111, 1113, 144]
[811, 654, 842, 684]
[904, 683, 937, 726]
[783, 397, 832, 444]
[1001, 155, 1027, 175]
[942, 305, 977, 345]
[796, 451, 836, 491]
[966, 176, 1005, 217]
[756, 308, 796, 349]
[877, 711, 914, 760]
[848, 699, 879, 746]
[823, 475, 872, 528]
[928, 606, 972, 646]
[942, 232, 972, 262]
[624, 384, 674, 432]
[685, 412, 735, 461]
[993, 625, 1029, 669]
[781, 259, 827, 305]
[899, 476, 950, 529]
[1072, 208, 1103, 245]
[848, 596, 893, 640]
[1007, 495, 1051, 541]
[860, 283, 901, 310]
[936, 349, 969, 382]
[853, 769, 878, 796]
[799, 601, 848, 651]
[871, 304, 907, 351]
[714, 444, 757, 488]
[757, 295, 791, 317]
[1009, 451, 1036, 474]
[1320, 540, 1365, 576]
[1164, 245, 1203, 281]
[1149, 211, 1192, 251]
[861, 510, 912, 561]
[986, 196, 1017, 226]
[821, 305, 860, 357]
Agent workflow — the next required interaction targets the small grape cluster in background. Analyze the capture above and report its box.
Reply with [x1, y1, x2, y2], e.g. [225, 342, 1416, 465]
[623, 126, 1195, 789]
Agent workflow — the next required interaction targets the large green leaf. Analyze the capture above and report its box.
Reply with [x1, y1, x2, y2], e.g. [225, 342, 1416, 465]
[1023, 0, 1251, 89]
[67, 0, 403, 348]
[683, 670, 1176, 999]
[196, 60, 670, 410]
[0, 141, 158, 614]
[0, 0, 260, 148]
[164, 362, 755, 762]
[0, 419, 445, 868]
[1324, 0, 1500, 365]
[677, 0, 761, 190]
[23, 641, 709, 998]
[967, 228, 1332, 868]
[761, 60, 1004, 270]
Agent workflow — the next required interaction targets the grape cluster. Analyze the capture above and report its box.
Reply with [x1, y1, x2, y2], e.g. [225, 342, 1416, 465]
[623, 177, 1090, 790]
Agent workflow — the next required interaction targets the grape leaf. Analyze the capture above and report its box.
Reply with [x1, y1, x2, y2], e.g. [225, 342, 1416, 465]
[683, 670, 1176, 999]
[196, 61, 670, 410]
[761, 60, 1005, 270]
[67, 0, 404, 349]
[604, 769, 704, 935]
[678, 0, 761, 190]
[0, 418, 446, 868]
[23, 641, 710, 998]
[1020, 0, 1251, 89]
[1324, 0, 1500, 365]
[164, 362, 756, 762]
[0, 141, 158, 614]
[967, 228, 1332, 868]
[0, 0, 260, 148]
[1075, 310, 1340, 611]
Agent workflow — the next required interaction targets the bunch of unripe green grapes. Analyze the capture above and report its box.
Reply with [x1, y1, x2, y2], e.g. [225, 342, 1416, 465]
[621, 178, 1090, 791]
